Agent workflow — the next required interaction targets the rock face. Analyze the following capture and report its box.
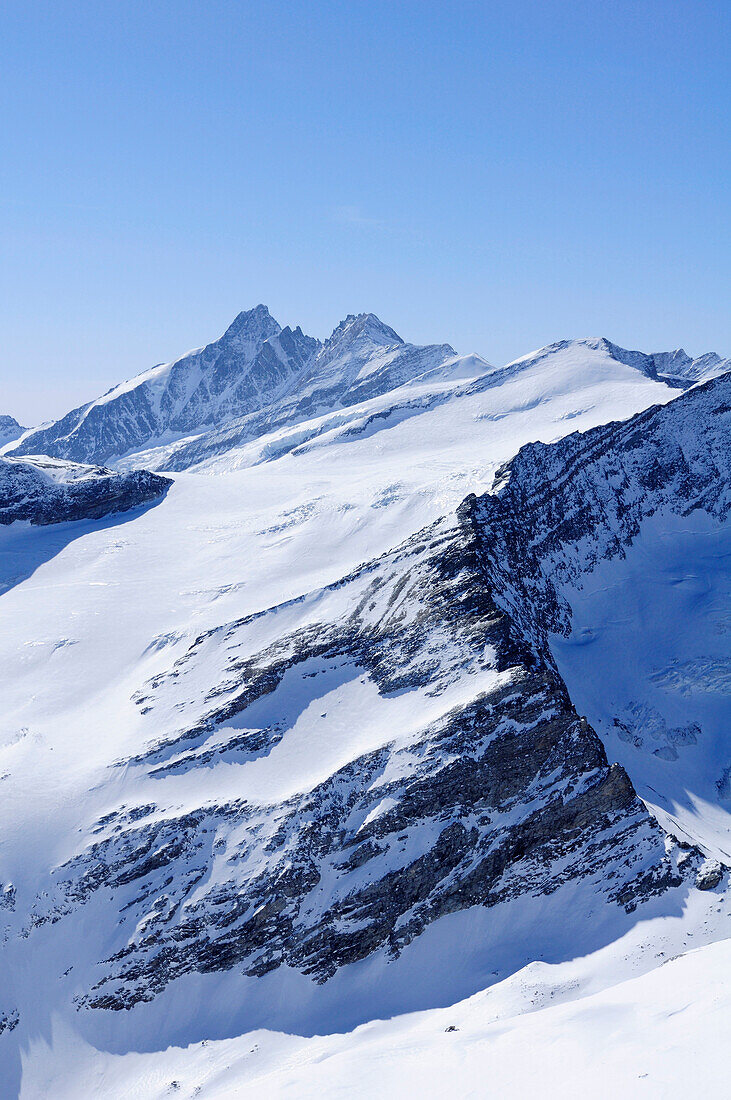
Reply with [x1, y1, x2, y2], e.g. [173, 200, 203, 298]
[0, 456, 170, 525]
[283, 312, 458, 414]
[154, 313, 471, 471]
[651, 348, 731, 385]
[24, 506, 694, 1014]
[463, 370, 731, 657]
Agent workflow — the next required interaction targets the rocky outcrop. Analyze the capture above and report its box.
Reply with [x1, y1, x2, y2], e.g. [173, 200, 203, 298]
[0, 456, 170, 525]
[696, 860, 724, 891]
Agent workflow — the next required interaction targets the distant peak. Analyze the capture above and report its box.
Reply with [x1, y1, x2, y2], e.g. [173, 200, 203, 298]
[501, 338, 731, 391]
[690, 350, 721, 367]
[221, 304, 281, 343]
[646, 347, 692, 371]
[326, 312, 404, 350]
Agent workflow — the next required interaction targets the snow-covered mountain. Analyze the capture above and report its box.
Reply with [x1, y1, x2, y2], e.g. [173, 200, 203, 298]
[0, 416, 25, 449]
[9, 306, 319, 465]
[572, 339, 731, 388]
[3, 312, 731, 1097]
[8, 308, 467, 468]
[19, 510, 691, 1025]
[107, 335, 682, 473]
[279, 311, 461, 413]
[650, 347, 731, 384]
[13, 307, 728, 478]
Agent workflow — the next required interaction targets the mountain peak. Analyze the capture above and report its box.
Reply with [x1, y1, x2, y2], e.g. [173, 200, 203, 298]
[0, 414, 23, 432]
[692, 351, 722, 368]
[0, 414, 25, 447]
[221, 304, 281, 345]
[326, 312, 404, 351]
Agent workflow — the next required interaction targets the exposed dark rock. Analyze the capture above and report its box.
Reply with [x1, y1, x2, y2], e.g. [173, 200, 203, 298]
[695, 860, 723, 891]
[0, 415, 25, 447]
[0, 1010, 19, 1036]
[0, 456, 170, 526]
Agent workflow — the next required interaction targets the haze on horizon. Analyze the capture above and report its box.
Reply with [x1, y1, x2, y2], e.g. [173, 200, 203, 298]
[2, 0, 730, 425]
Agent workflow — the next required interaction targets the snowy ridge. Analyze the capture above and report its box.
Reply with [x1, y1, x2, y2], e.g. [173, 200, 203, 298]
[141, 313, 478, 473]
[22, 935, 731, 1098]
[12, 313, 727, 475]
[650, 347, 731, 385]
[489, 336, 731, 390]
[586, 339, 731, 387]
[142, 334, 676, 473]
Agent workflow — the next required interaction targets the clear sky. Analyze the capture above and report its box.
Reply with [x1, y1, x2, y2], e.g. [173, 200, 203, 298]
[2, 0, 730, 424]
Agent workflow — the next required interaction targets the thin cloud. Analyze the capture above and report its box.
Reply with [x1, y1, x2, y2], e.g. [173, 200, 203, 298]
[332, 204, 385, 229]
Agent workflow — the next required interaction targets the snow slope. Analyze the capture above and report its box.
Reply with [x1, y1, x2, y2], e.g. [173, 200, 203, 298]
[21, 933, 731, 1099]
[554, 512, 731, 860]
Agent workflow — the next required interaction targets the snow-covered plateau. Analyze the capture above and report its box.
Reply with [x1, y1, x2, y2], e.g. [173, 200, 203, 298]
[2, 307, 731, 1097]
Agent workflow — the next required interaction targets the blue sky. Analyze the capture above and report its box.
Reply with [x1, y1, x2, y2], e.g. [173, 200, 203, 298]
[2, 0, 730, 423]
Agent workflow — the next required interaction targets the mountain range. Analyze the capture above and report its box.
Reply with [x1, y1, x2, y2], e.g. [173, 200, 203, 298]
[7, 306, 729, 474]
[2, 307, 731, 1097]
